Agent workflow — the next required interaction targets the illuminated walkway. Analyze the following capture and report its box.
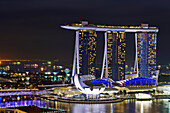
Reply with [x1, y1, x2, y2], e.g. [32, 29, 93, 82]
[0, 100, 49, 108]
[0, 89, 47, 96]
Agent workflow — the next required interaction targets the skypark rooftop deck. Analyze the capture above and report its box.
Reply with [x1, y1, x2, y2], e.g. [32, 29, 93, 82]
[61, 23, 159, 32]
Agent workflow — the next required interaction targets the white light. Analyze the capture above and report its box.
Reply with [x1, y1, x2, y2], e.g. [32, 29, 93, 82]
[74, 74, 105, 94]
[45, 72, 51, 74]
[135, 93, 152, 99]
[26, 77, 30, 80]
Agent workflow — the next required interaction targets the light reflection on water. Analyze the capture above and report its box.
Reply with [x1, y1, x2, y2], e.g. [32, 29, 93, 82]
[56, 99, 169, 113]
[72, 104, 106, 113]
[136, 100, 152, 113]
[0, 99, 169, 113]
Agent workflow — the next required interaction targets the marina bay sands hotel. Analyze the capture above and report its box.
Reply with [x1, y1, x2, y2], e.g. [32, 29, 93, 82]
[61, 21, 159, 81]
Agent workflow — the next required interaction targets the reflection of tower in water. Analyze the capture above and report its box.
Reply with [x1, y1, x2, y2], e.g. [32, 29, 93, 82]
[136, 100, 152, 113]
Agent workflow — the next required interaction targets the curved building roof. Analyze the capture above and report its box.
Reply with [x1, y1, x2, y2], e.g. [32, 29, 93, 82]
[91, 79, 113, 87]
[61, 24, 159, 32]
[122, 77, 156, 87]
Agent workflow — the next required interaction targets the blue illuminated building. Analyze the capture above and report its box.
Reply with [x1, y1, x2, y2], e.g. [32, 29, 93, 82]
[91, 79, 113, 87]
[122, 77, 156, 87]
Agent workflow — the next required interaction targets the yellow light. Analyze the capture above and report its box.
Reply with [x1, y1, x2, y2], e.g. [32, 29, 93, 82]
[40, 67, 44, 71]
[17, 96, 20, 100]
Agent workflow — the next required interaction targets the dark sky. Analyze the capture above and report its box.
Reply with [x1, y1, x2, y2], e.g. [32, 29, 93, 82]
[0, 0, 169, 67]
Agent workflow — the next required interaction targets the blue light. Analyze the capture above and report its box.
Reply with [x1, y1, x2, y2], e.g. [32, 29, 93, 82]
[0, 97, 2, 103]
[122, 77, 156, 86]
[91, 79, 113, 87]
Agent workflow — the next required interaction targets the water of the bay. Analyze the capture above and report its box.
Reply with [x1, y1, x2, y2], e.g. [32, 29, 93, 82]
[0, 99, 169, 113]
[54, 99, 169, 113]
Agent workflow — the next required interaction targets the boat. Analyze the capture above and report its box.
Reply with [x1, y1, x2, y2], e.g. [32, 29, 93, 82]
[135, 93, 153, 100]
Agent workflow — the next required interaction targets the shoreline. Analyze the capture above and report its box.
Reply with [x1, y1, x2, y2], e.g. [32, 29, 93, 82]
[54, 98, 125, 104]
[41, 94, 170, 104]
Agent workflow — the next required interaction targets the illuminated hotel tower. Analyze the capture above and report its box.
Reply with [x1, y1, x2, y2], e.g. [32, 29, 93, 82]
[61, 22, 158, 83]
[107, 31, 126, 81]
[134, 32, 157, 77]
[79, 30, 97, 76]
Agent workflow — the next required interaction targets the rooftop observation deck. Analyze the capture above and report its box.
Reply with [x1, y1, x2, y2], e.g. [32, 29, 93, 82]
[61, 23, 159, 32]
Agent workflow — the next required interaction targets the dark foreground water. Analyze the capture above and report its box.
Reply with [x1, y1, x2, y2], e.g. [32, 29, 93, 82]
[0, 99, 169, 113]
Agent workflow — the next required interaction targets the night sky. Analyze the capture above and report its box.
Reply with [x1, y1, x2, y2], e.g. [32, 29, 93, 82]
[0, 0, 170, 67]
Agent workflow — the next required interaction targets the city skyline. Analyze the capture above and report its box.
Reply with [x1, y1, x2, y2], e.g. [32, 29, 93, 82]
[0, 1, 169, 112]
[0, 0, 169, 67]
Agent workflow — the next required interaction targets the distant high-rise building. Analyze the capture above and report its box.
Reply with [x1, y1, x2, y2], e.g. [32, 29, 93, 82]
[137, 33, 157, 77]
[79, 30, 97, 76]
[107, 31, 126, 81]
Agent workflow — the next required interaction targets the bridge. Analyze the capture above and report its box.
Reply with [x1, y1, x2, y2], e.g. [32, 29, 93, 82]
[0, 89, 47, 97]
